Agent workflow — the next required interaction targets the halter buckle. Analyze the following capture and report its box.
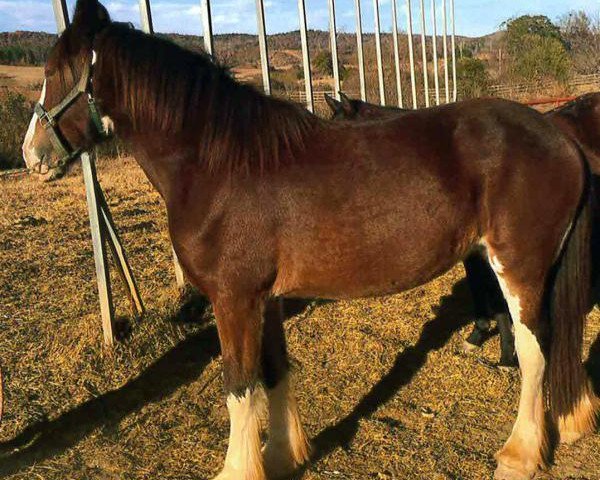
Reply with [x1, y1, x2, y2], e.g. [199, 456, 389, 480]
[38, 109, 55, 130]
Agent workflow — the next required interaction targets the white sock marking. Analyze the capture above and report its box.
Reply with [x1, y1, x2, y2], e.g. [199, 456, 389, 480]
[486, 247, 546, 469]
[217, 388, 265, 480]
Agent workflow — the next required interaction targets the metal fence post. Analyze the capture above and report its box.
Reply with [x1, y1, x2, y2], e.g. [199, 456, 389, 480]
[406, 0, 418, 108]
[431, 0, 440, 105]
[139, 0, 154, 34]
[298, 0, 314, 112]
[328, 0, 341, 98]
[419, 0, 429, 107]
[256, 0, 271, 94]
[442, 0, 449, 102]
[202, 0, 214, 55]
[51, 0, 68, 33]
[373, 0, 385, 105]
[450, 0, 457, 101]
[391, 0, 403, 107]
[354, 0, 367, 101]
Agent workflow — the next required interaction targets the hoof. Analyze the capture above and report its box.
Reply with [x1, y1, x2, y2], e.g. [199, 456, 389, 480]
[559, 430, 585, 445]
[462, 339, 480, 354]
[263, 440, 309, 479]
[494, 462, 534, 480]
[498, 354, 518, 369]
[497, 358, 517, 370]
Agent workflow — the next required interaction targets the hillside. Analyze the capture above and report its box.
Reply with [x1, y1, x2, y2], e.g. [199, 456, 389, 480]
[0, 29, 482, 69]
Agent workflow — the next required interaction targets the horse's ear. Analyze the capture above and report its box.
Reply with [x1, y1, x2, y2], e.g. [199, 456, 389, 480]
[72, 0, 111, 37]
[339, 92, 355, 116]
[324, 93, 341, 113]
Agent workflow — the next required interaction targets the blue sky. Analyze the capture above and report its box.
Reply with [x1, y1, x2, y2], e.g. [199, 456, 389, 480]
[0, 0, 598, 37]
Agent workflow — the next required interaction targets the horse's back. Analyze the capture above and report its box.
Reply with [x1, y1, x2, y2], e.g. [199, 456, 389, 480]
[270, 98, 584, 299]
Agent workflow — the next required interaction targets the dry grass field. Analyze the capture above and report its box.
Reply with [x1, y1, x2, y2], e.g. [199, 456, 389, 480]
[1, 157, 600, 479]
[0, 65, 44, 100]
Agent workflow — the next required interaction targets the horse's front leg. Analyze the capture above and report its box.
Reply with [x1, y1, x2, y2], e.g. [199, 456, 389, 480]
[213, 295, 267, 480]
[261, 300, 311, 478]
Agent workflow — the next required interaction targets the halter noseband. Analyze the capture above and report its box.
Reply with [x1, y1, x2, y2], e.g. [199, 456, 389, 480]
[34, 55, 108, 170]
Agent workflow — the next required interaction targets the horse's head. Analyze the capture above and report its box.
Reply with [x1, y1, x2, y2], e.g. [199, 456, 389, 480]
[325, 92, 412, 122]
[324, 92, 359, 120]
[22, 0, 112, 179]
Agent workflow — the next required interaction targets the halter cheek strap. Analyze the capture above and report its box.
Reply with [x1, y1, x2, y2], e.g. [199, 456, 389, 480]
[34, 56, 109, 169]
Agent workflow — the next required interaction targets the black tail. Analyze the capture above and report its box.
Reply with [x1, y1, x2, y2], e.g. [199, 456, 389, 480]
[546, 148, 597, 435]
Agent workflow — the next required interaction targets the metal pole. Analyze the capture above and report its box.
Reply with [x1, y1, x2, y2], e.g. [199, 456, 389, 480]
[391, 0, 404, 107]
[450, 0, 457, 101]
[139, 0, 154, 34]
[256, 0, 271, 94]
[328, 0, 341, 98]
[354, 0, 366, 100]
[51, 0, 68, 33]
[419, 0, 429, 107]
[442, 0, 449, 102]
[298, 0, 314, 112]
[373, 0, 386, 105]
[431, 0, 440, 105]
[201, 0, 214, 55]
[406, 0, 418, 108]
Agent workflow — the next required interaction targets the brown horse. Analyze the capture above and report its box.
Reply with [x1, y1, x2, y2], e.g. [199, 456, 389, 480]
[326, 91, 600, 367]
[22, 1, 599, 479]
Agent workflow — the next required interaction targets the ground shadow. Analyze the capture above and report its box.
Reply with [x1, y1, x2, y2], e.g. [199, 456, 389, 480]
[0, 295, 317, 476]
[305, 277, 475, 469]
[0, 282, 474, 477]
[0, 296, 218, 475]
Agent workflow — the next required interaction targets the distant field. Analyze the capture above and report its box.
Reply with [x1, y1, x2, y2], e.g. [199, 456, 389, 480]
[0, 65, 44, 100]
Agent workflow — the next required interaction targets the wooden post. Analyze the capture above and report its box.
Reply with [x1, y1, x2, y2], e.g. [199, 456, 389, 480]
[97, 189, 145, 317]
[81, 153, 115, 346]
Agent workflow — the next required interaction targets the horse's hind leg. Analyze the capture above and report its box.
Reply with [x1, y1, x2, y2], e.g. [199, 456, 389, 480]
[212, 295, 267, 480]
[262, 299, 310, 478]
[496, 312, 517, 367]
[487, 252, 549, 480]
[463, 253, 494, 351]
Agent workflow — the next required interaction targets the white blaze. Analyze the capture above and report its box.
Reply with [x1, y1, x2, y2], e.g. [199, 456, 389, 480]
[22, 79, 46, 169]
